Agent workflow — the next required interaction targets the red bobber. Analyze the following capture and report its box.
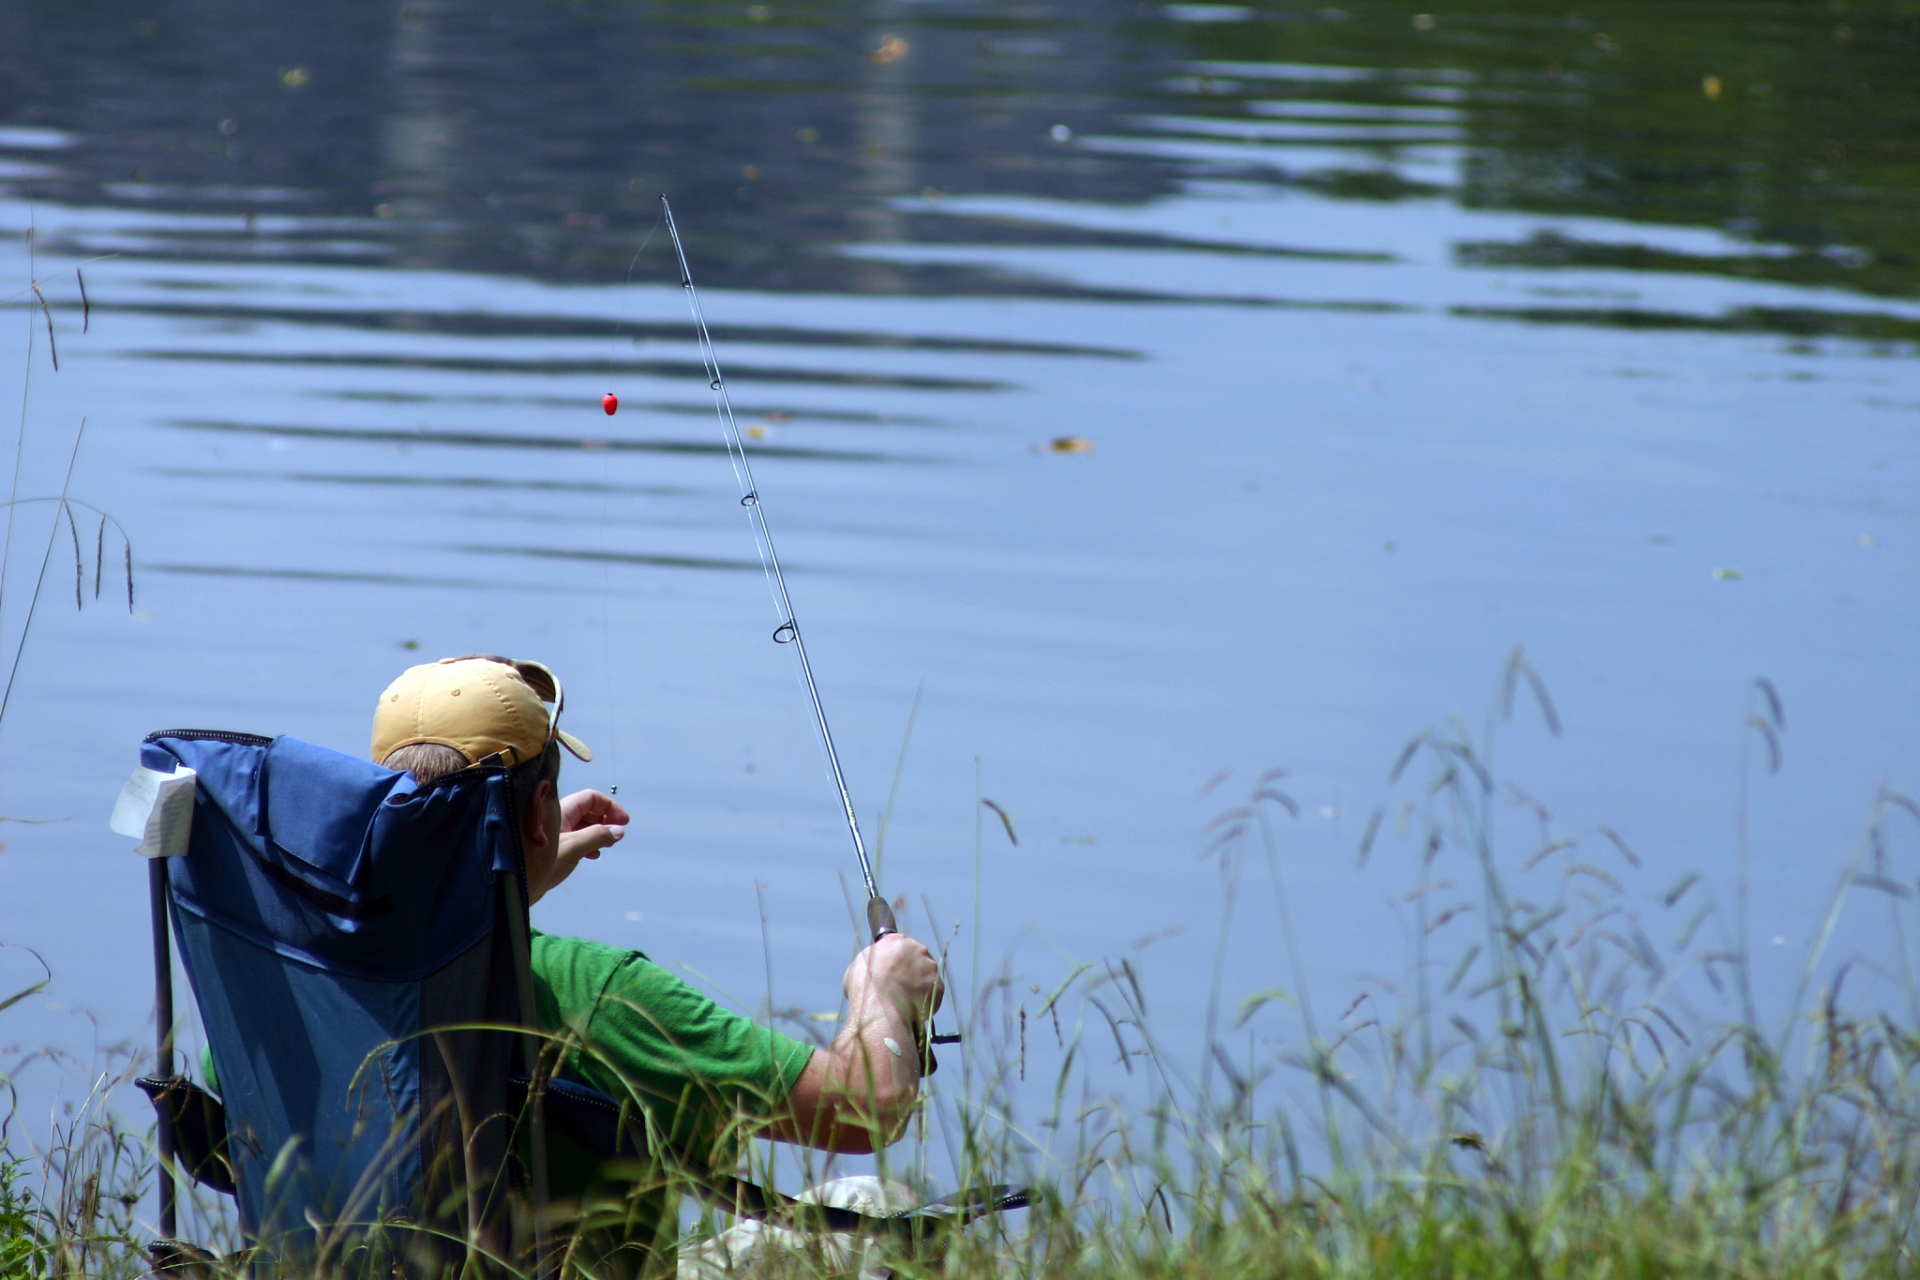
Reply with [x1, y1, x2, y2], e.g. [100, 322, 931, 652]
[602, 392, 619, 416]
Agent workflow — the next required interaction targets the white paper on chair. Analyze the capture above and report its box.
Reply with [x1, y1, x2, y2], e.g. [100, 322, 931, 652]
[111, 764, 197, 858]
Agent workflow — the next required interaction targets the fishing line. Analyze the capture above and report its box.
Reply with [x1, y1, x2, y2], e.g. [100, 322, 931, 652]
[595, 206, 669, 798]
[658, 195, 884, 911]
[595, 455, 623, 797]
[614, 210, 664, 343]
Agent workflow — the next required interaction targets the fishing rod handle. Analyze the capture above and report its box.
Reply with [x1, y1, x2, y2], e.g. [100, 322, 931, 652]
[866, 895, 898, 940]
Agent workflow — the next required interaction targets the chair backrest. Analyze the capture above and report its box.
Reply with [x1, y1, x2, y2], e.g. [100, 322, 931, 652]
[144, 731, 536, 1270]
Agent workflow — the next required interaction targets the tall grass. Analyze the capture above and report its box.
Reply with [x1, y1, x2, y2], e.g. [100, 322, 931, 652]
[0, 971, 154, 1279]
[910, 662, 1920, 1279]
[2, 662, 1916, 1278]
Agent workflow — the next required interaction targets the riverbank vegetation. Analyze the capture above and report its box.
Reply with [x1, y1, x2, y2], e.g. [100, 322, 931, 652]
[2, 673, 1915, 1278]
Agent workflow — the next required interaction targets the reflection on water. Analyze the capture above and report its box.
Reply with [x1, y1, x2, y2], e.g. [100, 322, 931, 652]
[144, 562, 559, 590]
[110, 301, 1139, 354]
[4, 0, 1915, 318]
[0, 0, 1915, 1183]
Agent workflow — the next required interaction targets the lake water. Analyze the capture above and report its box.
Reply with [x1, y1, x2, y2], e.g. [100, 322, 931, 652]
[1, 0, 1915, 1201]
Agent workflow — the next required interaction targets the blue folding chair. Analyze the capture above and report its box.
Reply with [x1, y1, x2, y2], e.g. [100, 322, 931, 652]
[136, 729, 560, 1274]
[133, 729, 1028, 1277]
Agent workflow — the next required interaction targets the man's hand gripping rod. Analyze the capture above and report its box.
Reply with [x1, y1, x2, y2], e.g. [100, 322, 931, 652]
[661, 195, 957, 1068]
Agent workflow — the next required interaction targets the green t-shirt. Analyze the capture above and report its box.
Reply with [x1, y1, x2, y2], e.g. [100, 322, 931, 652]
[527, 932, 815, 1275]
[529, 930, 815, 1172]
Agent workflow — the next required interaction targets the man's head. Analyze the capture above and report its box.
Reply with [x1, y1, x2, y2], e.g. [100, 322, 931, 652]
[373, 655, 592, 901]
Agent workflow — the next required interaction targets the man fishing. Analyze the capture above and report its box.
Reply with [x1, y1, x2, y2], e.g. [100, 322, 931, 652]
[372, 652, 945, 1272]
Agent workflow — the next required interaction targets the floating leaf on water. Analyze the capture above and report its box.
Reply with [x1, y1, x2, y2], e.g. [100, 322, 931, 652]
[746, 424, 768, 439]
[1049, 435, 1094, 454]
[1702, 74, 1723, 101]
[1712, 567, 1741, 579]
[870, 35, 908, 64]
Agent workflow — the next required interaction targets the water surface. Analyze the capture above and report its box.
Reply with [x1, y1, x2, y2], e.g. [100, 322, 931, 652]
[1, 0, 1915, 1193]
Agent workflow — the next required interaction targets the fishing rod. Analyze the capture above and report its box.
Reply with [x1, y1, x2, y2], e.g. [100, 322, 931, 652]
[657, 195, 957, 1062]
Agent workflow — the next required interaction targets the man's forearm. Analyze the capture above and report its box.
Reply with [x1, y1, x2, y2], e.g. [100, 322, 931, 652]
[769, 991, 923, 1152]
[840, 987, 922, 1123]
[765, 933, 942, 1153]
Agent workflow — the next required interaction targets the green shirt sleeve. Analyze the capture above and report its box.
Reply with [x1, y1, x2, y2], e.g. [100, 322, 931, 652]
[529, 931, 815, 1170]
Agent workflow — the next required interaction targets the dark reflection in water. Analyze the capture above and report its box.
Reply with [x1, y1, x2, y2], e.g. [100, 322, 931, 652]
[454, 544, 765, 572]
[3, 0, 1914, 312]
[1452, 303, 1920, 344]
[152, 467, 694, 496]
[165, 418, 914, 463]
[310, 393, 932, 425]
[142, 349, 1009, 389]
[104, 302, 1143, 356]
[1177, 2, 1920, 299]
[144, 562, 556, 589]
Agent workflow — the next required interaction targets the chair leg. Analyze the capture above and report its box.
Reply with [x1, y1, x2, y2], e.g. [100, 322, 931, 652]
[149, 859, 178, 1241]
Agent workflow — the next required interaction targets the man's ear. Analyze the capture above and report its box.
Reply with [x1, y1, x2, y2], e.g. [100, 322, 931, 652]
[522, 778, 556, 850]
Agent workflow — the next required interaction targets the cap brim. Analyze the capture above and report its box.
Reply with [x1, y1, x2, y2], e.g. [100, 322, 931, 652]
[556, 728, 593, 763]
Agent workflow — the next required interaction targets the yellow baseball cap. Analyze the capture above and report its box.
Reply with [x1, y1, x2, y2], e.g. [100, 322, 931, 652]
[372, 655, 593, 769]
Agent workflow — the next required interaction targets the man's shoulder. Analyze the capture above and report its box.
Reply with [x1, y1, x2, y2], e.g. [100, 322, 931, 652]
[531, 930, 650, 965]
[530, 930, 654, 986]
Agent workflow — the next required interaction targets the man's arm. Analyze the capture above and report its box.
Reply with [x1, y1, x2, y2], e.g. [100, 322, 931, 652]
[534, 798, 940, 1154]
[764, 933, 943, 1154]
